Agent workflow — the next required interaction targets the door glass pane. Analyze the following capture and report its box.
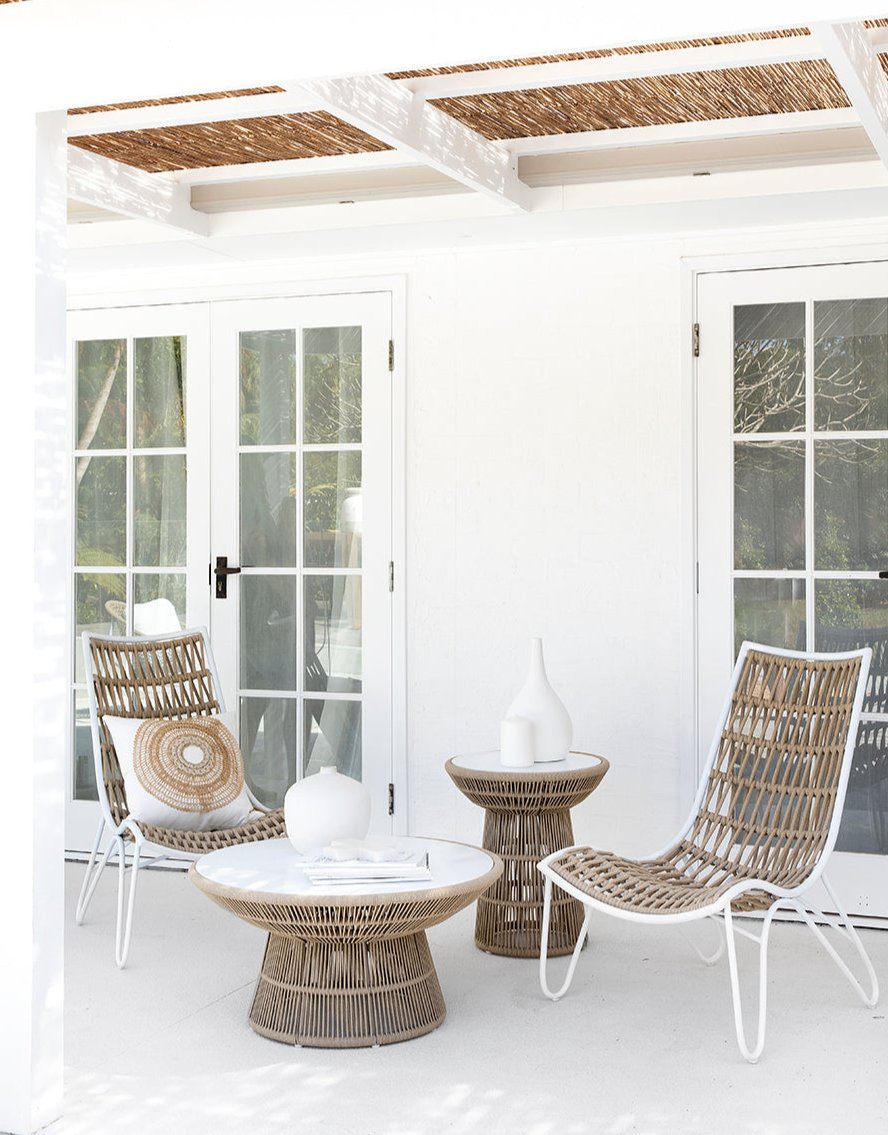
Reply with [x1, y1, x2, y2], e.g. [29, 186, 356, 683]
[240, 452, 298, 568]
[76, 339, 126, 451]
[240, 575, 298, 691]
[133, 454, 187, 566]
[240, 330, 297, 445]
[304, 699, 361, 780]
[134, 336, 186, 447]
[814, 298, 888, 431]
[133, 574, 186, 634]
[304, 326, 362, 443]
[734, 303, 805, 433]
[304, 451, 362, 568]
[240, 695, 297, 808]
[814, 592, 888, 855]
[74, 573, 123, 676]
[305, 576, 362, 693]
[815, 439, 888, 570]
[734, 579, 806, 655]
[74, 690, 97, 802]
[75, 455, 126, 566]
[734, 441, 805, 570]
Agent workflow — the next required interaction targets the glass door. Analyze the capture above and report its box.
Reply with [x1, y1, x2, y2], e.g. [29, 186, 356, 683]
[697, 261, 888, 917]
[210, 294, 393, 829]
[67, 305, 211, 852]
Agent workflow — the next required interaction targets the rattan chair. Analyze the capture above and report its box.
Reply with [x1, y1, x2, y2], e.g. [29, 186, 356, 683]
[76, 627, 286, 968]
[538, 642, 879, 1062]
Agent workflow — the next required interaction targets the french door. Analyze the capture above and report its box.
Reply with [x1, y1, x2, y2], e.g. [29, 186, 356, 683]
[67, 291, 394, 852]
[697, 261, 888, 918]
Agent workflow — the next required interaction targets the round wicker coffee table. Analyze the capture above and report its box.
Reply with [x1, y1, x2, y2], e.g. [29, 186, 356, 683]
[189, 836, 502, 1048]
[445, 752, 609, 958]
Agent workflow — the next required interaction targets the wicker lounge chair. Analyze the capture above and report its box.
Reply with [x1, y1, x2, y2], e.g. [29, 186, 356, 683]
[538, 642, 879, 1062]
[76, 627, 286, 968]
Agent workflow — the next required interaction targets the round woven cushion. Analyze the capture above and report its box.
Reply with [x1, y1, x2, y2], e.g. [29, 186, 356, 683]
[132, 718, 245, 813]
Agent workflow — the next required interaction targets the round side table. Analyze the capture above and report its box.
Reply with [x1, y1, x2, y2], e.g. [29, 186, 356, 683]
[190, 836, 502, 1048]
[445, 751, 609, 958]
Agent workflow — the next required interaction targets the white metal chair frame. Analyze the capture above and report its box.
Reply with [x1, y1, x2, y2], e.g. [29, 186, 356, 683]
[75, 626, 275, 968]
[538, 642, 880, 1062]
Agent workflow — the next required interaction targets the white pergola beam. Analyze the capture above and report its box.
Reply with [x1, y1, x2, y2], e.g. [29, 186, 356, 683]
[292, 74, 531, 210]
[506, 108, 860, 157]
[165, 149, 417, 186]
[67, 90, 320, 138]
[812, 21, 888, 172]
[67, 146, 210, 234]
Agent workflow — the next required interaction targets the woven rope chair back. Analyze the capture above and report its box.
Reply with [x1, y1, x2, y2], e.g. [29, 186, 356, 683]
[684, 647, 864, 896]
[86, 631, 221, 827]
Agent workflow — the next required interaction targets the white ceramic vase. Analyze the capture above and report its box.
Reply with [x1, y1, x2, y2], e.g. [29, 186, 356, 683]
[284, 765, 371, 854]
[505, 637, 572, 763]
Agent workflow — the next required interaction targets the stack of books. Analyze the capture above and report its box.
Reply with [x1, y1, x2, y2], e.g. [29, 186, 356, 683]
[302, 841, 431, 886]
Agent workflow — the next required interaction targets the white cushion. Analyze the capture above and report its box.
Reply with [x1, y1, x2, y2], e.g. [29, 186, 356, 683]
[132, 598, 181, 635]
[104, 710, 255, 831]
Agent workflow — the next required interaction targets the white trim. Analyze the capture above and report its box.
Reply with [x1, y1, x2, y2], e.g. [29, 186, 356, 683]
[169, 150, 418, 186]
[293, 75, 531, 210]
[68, 146, 210, 235]
[812, 21, 888, 173]
[389, 278, 408, 835]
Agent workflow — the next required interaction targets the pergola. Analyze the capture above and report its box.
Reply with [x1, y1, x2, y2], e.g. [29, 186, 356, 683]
[1, 1, 885, 1132]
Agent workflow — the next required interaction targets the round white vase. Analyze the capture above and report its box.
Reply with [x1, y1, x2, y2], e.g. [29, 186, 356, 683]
[284, 765, 371, 854]
[505, 637, 572, 763]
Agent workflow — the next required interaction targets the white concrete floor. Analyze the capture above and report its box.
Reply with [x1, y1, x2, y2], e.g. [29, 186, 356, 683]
[62, 861, 888, 1135]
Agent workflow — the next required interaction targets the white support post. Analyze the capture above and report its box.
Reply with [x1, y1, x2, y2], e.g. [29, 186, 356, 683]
[812, 21, 888, 172]
[0, 108, 67, 1135]
[294, 74, 532, 210]
[68, 146, 211, 235]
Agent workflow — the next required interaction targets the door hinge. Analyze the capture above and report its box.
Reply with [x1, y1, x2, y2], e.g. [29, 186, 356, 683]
[692, 322, 700, 358]
[388, 339, 395, 371]
[695, 561, 700, 594]
[387, 782, 395, 816]
[388, 561, 395, 592]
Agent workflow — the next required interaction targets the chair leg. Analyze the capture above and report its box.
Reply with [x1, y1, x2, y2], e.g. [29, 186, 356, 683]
[723, 902, 779, 1064]
[682, 915, 725, 966]
[790, 874, 879, 1009]
[74, 818, 113, 926]
[539, 875, 592, 1001]
[114, 836, 141, 969]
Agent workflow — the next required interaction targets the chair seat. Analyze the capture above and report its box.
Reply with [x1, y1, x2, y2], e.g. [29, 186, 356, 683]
[549, 844, 774, 917]
[131, 808, 286, 854]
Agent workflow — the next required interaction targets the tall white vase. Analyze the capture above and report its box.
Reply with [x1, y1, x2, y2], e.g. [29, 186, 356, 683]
[505, 637, 572, 763]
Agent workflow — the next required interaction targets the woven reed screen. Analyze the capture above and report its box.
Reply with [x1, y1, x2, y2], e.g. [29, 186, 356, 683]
[69, 112, 392, 172]
[70, 88, 285, 116]
[430, 59, 849, 140]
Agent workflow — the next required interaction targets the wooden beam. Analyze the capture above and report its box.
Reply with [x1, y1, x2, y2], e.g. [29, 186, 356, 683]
[506, 109, 860, 157]
[812, 21, 888, 171]
[67, 90, 320, 138]
[67, 146, 209, 234]
[165, 149, 416, 185]
[293, 74, 531, 210]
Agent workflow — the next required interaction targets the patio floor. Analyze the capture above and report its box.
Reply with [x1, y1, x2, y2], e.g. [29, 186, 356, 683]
[63, 860, 887, 1135]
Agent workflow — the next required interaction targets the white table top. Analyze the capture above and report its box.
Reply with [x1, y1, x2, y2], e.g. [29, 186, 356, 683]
[194, 836, 496, 898]
[450, 750, 605, 774]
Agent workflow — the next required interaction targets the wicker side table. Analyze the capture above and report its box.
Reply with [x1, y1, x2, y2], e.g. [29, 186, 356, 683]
[190, 836, 502, 1048]
[446, 752, 609, 958]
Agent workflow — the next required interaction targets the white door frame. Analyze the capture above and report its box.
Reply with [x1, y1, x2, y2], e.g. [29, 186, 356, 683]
[693, 255, 888, 921]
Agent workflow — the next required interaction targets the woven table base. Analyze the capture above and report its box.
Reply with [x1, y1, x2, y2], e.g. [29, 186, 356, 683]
[250, 931, 446, 1047]
[476, 808, 585, 957]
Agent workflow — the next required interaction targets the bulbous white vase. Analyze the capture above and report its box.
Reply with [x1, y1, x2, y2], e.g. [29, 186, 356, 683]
[505, 637, 572, 763]
[284, 766, 371, 854]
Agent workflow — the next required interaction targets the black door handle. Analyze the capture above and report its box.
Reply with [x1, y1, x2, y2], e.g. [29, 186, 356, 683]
[880, 571, 888, 579]
[212, 555, 242, 599]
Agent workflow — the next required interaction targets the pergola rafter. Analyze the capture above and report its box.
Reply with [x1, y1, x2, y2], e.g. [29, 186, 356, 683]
[813, 20, 888, 171]
[290, 74, 531, 210]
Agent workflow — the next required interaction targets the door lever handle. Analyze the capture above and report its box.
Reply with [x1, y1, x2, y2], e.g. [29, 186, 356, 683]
[880, 571, 888, 579]
[212, 555, 242, 598]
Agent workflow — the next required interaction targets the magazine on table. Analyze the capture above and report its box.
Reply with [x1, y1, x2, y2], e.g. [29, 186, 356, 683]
[302, 840, 431, 885]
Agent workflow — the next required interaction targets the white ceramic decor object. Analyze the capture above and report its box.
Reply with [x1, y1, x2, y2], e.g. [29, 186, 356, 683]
[505, 637, 572, 763]
[284, 766, 371, 854]
[500, 715, 534, 767]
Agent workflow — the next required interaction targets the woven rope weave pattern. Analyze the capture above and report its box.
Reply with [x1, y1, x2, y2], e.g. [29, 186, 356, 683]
[551, 650, 863, 916]
[132, 717, 244, 812]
